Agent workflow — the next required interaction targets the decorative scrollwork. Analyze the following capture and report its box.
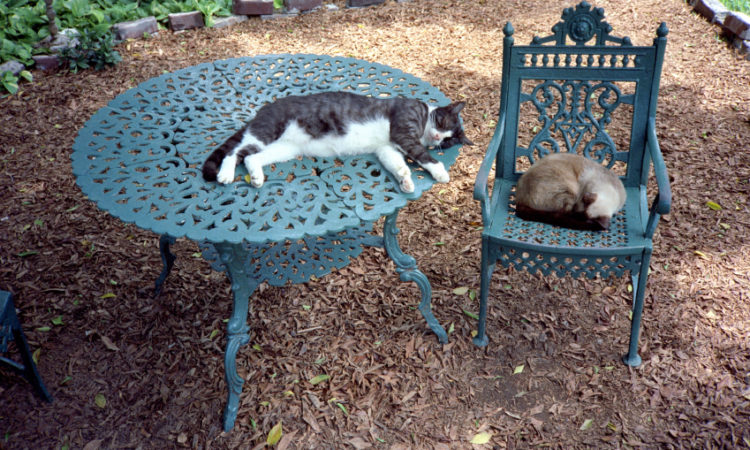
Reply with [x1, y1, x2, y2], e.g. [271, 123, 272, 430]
[530, 1, 631, 47]
[522, 80, 625, 167]
[200, 223, 375, 286]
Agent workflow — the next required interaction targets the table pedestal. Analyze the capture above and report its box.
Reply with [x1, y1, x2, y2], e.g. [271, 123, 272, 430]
[155, 210, 446, 431]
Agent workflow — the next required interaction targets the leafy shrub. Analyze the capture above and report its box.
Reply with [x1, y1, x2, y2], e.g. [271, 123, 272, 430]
[59, 29, 121, 73]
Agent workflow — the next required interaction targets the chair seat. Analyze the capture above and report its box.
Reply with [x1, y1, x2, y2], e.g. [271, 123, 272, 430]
[484, 179, 648, 278]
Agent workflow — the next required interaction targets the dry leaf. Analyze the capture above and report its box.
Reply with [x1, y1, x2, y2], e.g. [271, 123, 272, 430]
[82, 439, 104, 450]
[347, 437, 371, 449]
[469, 432, 492, 444]
[100, 335, 120, 351]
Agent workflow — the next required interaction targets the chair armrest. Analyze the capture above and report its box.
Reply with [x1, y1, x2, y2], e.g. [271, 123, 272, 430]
[473, 114, 506, 224]
[645, 118, 671, 236]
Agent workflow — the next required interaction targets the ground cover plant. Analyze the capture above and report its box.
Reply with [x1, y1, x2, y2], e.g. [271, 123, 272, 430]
[0, 0, 749, 448]
[0, 0, 233, 93]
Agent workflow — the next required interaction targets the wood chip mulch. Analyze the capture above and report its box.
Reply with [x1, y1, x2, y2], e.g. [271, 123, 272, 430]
[1, 0, 748, 448]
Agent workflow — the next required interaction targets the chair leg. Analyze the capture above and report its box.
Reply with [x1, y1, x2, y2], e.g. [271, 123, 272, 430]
[1, 292, 53, 402]
[622, 251, 652, 367]
[473, 243, 495, 347]
[12, 327, 53, 402]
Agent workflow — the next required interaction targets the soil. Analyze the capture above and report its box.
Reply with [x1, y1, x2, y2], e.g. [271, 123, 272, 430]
[1, 0, 749, 448]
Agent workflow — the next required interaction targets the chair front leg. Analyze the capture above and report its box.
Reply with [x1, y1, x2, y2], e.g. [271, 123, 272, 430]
[623, 249, 652, 367]
[473, 238, 495, 347]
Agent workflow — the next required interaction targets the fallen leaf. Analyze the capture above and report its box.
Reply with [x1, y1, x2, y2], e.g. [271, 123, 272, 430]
[580, 418, 594, 430]
[100, 335, 120, 351]
[513, 364, 524, 374]
[95, 394, 106, 408]
[267, 421, 283, 446]
[694, 250, 709, 260]
[309, 374, 330, 385]
[705, 201, 722, 211]
[453, 286, 469, 295]
[82, 439, 104, 450]
[470, 431, 492, 444]
[347, 437, 370, 449]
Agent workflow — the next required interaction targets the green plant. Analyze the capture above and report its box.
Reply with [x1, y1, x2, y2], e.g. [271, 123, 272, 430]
[717, 0, 750, 14]
[59, 29, 121, 73]
[193, 0, 220, 27]
[1, 69, 32, 95]
[0, 0, 50, 66]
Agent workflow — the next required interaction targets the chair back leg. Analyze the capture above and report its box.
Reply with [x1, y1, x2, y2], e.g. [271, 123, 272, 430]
[1, 291, 53, 402]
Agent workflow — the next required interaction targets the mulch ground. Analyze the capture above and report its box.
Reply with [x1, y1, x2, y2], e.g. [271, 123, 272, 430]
[1, 0, 749, 448]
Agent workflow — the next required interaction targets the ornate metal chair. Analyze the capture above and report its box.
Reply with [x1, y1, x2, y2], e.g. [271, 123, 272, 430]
[0, 290, 52, 401]
[473, 2, 670, 366]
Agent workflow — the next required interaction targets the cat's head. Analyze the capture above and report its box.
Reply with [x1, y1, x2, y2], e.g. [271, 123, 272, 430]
[427, 102, 473, 148]
[581, 188, 621, 230]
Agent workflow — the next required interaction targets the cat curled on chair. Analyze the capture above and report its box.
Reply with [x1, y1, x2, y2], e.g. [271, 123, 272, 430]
[514, 152, 626, 231]
[202, 91, 472, 193]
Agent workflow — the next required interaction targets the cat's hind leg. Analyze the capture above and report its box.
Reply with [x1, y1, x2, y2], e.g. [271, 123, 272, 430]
[243, 142, 300, 188]
[376, 145, 414, 193]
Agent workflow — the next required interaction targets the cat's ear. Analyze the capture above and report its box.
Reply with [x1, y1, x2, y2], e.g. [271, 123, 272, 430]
[450, 102, 466, 114]
[582, 192, 598, 206]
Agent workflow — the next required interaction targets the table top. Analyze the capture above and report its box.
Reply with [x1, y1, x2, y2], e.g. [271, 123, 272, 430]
[72, 54, 460, 244]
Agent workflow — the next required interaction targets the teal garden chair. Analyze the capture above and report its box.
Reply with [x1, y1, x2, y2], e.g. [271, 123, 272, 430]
[473, 2, 670, 366]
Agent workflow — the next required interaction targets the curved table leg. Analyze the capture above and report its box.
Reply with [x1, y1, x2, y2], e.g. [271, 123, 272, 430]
[154, 234, 177, 297]
[383, 212, 448, 344]
[213, 242, 257, 432]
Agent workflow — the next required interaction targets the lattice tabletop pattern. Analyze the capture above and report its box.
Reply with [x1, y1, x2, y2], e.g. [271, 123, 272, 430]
[72, 54, 458, 244]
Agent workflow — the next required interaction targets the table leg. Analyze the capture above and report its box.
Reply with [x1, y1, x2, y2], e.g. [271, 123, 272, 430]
[213, 242, 257, 432]
[154, 234, 176, 297]
[383, 212, 448, 344]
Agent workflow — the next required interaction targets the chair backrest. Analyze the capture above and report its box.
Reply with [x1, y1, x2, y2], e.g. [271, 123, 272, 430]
[496, 1, 667, 188]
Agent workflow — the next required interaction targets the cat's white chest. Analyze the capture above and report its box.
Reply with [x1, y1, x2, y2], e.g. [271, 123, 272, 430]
[280, 119, 391, 157]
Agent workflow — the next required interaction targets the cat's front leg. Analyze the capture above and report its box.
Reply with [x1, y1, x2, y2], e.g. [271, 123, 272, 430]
[376, 146, 415, 193]
[420, 161, 450, 184]
[243, 155, 265, 188]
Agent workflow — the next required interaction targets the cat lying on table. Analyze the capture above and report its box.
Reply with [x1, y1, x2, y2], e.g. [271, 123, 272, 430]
[202, 91, 472, 193]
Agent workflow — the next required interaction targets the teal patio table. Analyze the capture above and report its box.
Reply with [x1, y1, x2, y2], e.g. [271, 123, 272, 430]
[71, 54, 460, 431]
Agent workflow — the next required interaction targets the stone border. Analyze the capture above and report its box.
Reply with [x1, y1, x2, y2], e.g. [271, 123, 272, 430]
[688, 0, 750, 59]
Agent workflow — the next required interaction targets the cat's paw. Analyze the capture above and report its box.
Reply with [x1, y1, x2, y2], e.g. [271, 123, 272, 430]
[216, 168, 235, 185]
[249, 173, 264, 188]
[400, 177, 415, 193]
[432, 170, 450, 183]
[424, 162, 450, 183]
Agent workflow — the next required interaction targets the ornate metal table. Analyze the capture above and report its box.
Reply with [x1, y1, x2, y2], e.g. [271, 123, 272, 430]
[71, 54, 460, 431]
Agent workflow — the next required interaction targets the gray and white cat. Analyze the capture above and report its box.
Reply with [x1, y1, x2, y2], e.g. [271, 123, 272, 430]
[202, 91, 471, 193]
[515, 152, 626, 231]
